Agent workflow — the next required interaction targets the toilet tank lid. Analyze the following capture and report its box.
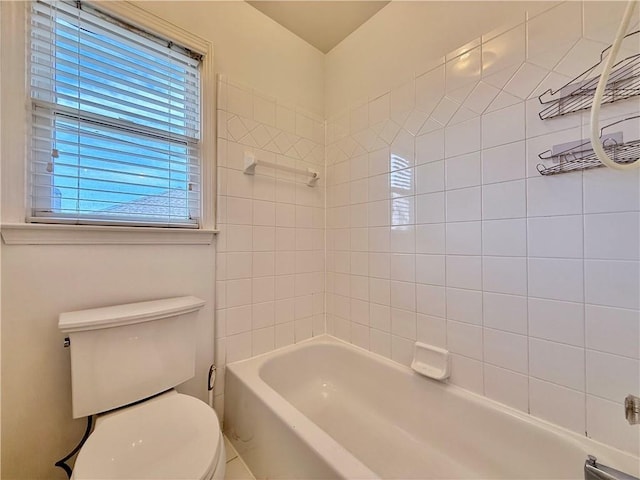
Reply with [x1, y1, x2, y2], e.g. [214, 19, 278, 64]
[58, 296, 205, 333]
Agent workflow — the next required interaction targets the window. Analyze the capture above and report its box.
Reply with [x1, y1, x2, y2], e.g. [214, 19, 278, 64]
[29, 0, 202, 228]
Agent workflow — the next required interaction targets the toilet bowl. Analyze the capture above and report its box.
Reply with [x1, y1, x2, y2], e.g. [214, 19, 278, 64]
[72, 390, 225, 480]
[59, 296, 226, 480]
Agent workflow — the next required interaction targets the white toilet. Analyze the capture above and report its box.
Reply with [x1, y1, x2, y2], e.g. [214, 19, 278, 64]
[58, 296, 226, 480]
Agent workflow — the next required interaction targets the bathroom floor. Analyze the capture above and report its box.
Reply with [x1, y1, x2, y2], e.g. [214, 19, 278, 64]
[224, 436, 256, 480]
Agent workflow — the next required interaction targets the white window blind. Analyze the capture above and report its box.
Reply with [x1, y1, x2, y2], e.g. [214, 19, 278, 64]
[29, 0, 202, 228]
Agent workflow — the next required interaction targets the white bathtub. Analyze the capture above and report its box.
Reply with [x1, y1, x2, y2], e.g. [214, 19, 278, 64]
[224, 336, 639, 480]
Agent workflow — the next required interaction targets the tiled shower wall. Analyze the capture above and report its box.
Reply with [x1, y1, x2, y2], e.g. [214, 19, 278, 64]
[214, 76, 325, 416]
[325, 2, 640, 454]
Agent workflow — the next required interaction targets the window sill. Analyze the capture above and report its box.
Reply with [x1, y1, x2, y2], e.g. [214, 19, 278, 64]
[1, 223, 218, 245]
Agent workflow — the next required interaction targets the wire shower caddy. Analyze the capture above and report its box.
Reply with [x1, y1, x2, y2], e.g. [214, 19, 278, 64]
[538, 31, 640, 120]
[536, 115, 640, 175]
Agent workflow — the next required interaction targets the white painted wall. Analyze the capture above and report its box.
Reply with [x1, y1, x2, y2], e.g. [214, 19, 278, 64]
[324, 0, 640, 457]
[0, 1, 323, 479]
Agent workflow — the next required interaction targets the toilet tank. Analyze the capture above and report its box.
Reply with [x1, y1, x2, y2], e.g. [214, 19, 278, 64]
[59, 296, 205, 418]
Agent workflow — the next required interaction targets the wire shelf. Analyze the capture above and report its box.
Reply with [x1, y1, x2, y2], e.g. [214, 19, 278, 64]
[537, 116, 640, 175]
[538, 31, 640, 120]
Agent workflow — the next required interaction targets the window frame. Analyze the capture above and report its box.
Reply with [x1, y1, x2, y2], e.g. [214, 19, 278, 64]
[1, 1, 217, 245]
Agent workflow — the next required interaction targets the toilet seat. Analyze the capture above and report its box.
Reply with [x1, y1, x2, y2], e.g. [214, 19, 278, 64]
[72, 390, 223, 480]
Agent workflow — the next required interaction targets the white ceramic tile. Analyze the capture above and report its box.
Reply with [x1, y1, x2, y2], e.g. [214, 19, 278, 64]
[482, 24, 525, 78]
[390, 80, 414, 125]
[368, 174, 390, 202]
[416, 192, 445, 224]
[587, 395, 640, 455]
[390, 225, 415, 253]
[585, 305, 640, 359]
[391, 281, 416, 311]
[446, 187, 481, 222]
[482, 219, 527, 257]
[446, 221, 481, 255]
[252, 301, 275, 329]
[252, 252, 275, 277]
[351, 322, 370, 350]
[226, 305, 252, 336]
[226, 332, 252, 363]
[481, 141, 526, 185]
[482, 103, 525, 149]
[430, 96, 461, 126]
[391, 307, 417, 339]
[446, 152, 481, 190]
[370, 329, 392, 358]
[368, 200, 389, 227]
[226, 225, 253, 252]
[369, 252, 390, 278]
[528, 215, 583, 259]
[226, 279, 253, 307]
[446, 46, 481, 95]
[369, 227, 390, 252]
[417, 314, 447, 348]
[527, 175, 583, 217]
[226, 252, 253, 280]
[485, 90, 521, 113]
[584, 213, 640, 260]
[350, 252, 368, 276]
[369, 278, 390, 306]
[252, 276, 275, 304]
[445, 117, 481, 157]
[446, 288, 483, 325]
[449, 354, 484, 394]
[586, 350, 639, 403]
[274, 322, 294, 349]
[391, 335, 414, 367]
[252, 327, 275, 356]
[227, 197, 253, 225]
[463, 82, 500, 114]
[416, 284, 446, 318]
[350, 228, 368, 252]
[415, 66, 445, 116]
[369, 93, 390, 126]
[415, 129, 445, 165]
[446, 256, 482, 290]
[528, 258, 584, 303]
[483, 293, 527, 335]
[528, 297, 584, 347]
[585, 260, 640, 310]
[554, 38, 609, 79]
[447, 320, 483, 360]
[482, 180, 526, 220]
[416, 223, 446, 254]
[294, 316, 313, 342]
[503, 62, 548, 100]
[583, 168, 639, 214]
[370, 303, 391, 331]
[484, 364, 528, 412]
[526, 2, 582, 70]
[483, 256, 527, 296]
[390, 254, 415, 282]
[415, 254, 445, 286]
[529, 378, 585, 434]
[529, 338, 585, 391]
[416, 161, 445, 194]
[483, 328, 528, 374]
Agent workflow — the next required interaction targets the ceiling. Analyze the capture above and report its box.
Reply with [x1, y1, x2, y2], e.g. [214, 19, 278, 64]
[247, 1, 390, 53]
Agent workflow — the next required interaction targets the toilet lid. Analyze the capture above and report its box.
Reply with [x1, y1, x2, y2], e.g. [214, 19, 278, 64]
[73, 391, 222, 480]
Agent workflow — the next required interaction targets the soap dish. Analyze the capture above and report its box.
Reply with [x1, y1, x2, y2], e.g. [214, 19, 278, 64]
[411, 342, 450, 381]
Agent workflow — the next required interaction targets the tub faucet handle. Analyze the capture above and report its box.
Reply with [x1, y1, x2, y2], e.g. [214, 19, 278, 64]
[625, 394, 640, 425]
